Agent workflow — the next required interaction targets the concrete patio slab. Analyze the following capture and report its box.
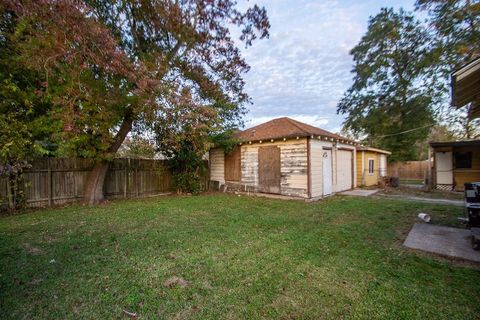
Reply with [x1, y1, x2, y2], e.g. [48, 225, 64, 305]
[404, 223, 480, 262]
[340, 189, 379, 197]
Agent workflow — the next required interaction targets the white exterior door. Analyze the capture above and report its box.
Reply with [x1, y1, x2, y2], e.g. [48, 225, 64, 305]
[436, 152, 453, 185]
[322, 150, 332, 196]
[379, 154, 387, 177]
[309, 141, 324, 198]
[336, 150, 353, 192]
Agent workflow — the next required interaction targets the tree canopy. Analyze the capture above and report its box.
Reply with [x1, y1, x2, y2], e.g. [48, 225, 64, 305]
[0, 0, 269, 203]
[416, 0, 480, 139]
[337, 8, 437, 162]
[338, 2, 480, 161]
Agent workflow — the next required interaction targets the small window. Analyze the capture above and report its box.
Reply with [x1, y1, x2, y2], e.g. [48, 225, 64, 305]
[368, 159, 375, 174]
[455, 152, 472, 169]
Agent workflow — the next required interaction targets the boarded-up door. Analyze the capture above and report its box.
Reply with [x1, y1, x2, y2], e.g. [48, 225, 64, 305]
[225, 147, 241, 181]
[336, 150, 353, 192]
[258, 146, 281, 194]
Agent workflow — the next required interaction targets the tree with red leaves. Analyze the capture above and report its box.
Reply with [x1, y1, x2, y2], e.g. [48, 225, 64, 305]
[1, 0, 269, 204]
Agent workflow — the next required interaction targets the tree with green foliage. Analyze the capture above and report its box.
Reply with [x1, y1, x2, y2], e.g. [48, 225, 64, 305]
[117, 136, 157, 159]
[153, 90, 237, 193]
[416, 0, 480, 64]
[1, 0, 269, 203]
[0, 8, 60, 209]
[416, 0, 480, 139]
[337, 8, 437, 162]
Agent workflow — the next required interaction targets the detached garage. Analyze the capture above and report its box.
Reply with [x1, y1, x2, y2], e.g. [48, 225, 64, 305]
[209, 117, 357, 199]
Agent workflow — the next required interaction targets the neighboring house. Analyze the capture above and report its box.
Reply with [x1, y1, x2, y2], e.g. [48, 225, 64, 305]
[451, 56, 480, 120]
[209, 117, 358, 199]
[427, 58, 480, 191]
[430, 140, 480, 191]
[356, 146, 391, 187]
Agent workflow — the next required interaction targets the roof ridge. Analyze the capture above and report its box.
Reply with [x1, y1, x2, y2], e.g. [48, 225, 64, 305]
[286, 117, 339, 138]
[283, 117, 311, 135]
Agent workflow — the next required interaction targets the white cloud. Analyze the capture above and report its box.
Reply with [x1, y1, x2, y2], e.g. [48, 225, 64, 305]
[236, 0, 414, 131]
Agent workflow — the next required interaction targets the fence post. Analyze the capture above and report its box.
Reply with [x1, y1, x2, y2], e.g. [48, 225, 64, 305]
[48, 158, 53, 207]
[135, 163, 139, 198]
[124, 164, 128, 199]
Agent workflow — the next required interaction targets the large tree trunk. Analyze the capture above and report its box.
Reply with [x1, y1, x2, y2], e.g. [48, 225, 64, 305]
[84, 110, 133, 204]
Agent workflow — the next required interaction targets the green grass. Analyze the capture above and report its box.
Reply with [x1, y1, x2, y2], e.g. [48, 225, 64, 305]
[0, 194, 479, 319]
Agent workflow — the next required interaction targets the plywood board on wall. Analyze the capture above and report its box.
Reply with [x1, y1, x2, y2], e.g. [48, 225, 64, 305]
[258, 146, 281, 194]
[225, 147, 241, 181]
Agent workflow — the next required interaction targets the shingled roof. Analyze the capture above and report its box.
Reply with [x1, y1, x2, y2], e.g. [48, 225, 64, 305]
[235, 117, 355, 143]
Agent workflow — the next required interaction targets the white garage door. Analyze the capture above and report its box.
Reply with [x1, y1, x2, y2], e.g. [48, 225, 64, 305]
[336, 150, 353, 192]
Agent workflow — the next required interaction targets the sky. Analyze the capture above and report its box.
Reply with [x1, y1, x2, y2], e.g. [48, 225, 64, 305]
[238, 0, 415, 132]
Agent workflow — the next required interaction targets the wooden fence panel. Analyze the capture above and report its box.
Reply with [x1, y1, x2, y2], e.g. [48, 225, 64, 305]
[387, 161, 429, 180]
[0, 158, 186, 209]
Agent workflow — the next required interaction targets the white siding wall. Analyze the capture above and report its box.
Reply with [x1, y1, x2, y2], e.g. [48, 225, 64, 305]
[241, 146, 258, 185]
[209, 148, 225, 184]
[240, 139, 308, 198]
[309, 140, 356, 197]
[309, 139, 334, 198]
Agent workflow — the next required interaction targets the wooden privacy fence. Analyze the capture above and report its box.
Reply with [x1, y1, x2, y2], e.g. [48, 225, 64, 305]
[0, 158, 180, 208]
[387, 160, 430, 180]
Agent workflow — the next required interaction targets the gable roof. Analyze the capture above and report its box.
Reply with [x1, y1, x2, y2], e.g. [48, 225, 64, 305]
[357, 146, 391, 155]
[235, 117, 355, 143]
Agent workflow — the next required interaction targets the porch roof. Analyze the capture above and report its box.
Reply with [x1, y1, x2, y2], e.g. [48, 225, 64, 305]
[430, 140, 480, 148]
[451, 57, 480, 119]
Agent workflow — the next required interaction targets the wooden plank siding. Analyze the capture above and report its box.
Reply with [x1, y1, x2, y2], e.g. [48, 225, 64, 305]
[219, 138, 357, 199]
[209, 148, 225, 184]
[239, 139, 309, 198]
[224, 147, 241, 181]
[258, 146, 281, 194]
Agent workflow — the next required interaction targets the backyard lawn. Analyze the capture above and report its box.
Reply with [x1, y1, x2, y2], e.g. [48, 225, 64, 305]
[0, 194, 479, 319]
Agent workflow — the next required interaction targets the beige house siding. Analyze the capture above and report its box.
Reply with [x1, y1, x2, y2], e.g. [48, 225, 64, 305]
[209, 148, 225, 185]
[356, 150, 383, 187]
[309, 140, 355, 197]
[212, 137, 358, 198]
[239, 139, 308, 198]
[309, 140, 328, 198]
[240, 145, 258, 186]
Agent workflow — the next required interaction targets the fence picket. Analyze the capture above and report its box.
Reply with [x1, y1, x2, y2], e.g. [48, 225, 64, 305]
[0, 158, 192, 208]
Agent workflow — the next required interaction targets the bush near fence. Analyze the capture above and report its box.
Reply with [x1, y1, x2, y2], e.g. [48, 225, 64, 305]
[0, 158, 208, 209]
[387, 160, 429, 181]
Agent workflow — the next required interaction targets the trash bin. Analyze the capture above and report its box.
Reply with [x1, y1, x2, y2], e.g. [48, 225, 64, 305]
[464, 183, 480, 249]
[467, 203, 480, 228]
[465, 182, 480, 204]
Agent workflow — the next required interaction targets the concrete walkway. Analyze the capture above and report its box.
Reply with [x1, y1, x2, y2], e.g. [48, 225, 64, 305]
[377, 194, 463, 206]
[340, 189, 379, 197]
[404, 223, 480, 262]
